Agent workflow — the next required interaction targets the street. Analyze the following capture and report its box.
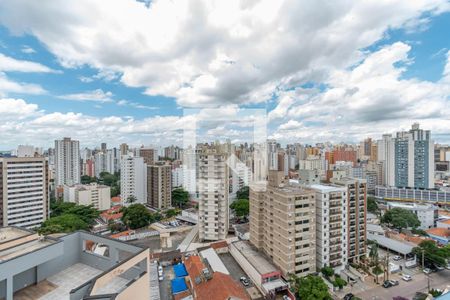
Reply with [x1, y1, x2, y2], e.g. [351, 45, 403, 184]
[355, 269, 450, 300]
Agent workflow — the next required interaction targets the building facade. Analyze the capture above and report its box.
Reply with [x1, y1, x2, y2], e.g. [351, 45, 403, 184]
[198, 150, 229, 241]
[0, 157, 49, 228]
[250, 171, 316, 277]
[120, 155, 147, 205]
[63, 183, 111, 211]
[310, 184, 348, 272]
[54, 137, 81, 187]
[332, 178, 367, 262]
[147, 163, 172, 209]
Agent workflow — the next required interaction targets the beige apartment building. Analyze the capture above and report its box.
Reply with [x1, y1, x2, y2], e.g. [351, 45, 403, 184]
[198, 149, 229, 241]
[250, 171, 316, 277]
[139, 147, 156, 165]
[331, 177, 367, 262]
[63, 183, 111, 211]
[147, 163, 172, 209]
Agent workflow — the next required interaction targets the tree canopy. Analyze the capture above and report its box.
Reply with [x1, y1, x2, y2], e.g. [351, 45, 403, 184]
[381, 208, 420, 232]
[367, 197, 379, 214]
[172, 187, 190, 208]
[290, 275, 332, 300]
[121, 204, 161, 229]
[236, 186, 249, 200]
[413, 240, 450, 267]
[51, 201, 99, 224]
[80, 172, 120, 197]
[39, 214, 89, 235]
[230, 199, 249, 217]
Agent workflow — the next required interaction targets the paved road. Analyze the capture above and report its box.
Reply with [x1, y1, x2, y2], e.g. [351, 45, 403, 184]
[355, 270, 450, 300]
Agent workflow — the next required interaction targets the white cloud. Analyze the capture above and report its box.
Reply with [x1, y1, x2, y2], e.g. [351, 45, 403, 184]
[271, 42, 450, 143]
[0, 72, 46, 96]
[57, 89, 114, 103]
[21, 45, 36, 54]
[0, 0, 448, 107]
[0, 98, 40, 119]
[0, 53, 56, 72]
[116, 99, 157, 110]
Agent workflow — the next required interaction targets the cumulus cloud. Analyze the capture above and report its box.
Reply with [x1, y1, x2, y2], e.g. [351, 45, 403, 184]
[0, 0, 448, 107]
[271, 42, 450, 143]
[57, 89, 114, 103]
[0, 53, 56, 72]
[21, 45, 36, 54]
[0, 72, 46, 96]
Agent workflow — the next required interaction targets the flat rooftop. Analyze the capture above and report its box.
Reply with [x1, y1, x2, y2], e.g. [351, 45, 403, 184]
[310, 184, 346, 192]
[0, 238, 56, 262]
[0, 227, 32, 243]
[232, 240, 278, 275]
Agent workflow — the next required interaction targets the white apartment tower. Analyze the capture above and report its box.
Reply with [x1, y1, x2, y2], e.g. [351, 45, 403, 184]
[55, 137, 81, 186]
[310, 184, 348, 272]
[0, 157, 49, 228]
[198, 149, 229, 241]
[120, 155, 147, 205]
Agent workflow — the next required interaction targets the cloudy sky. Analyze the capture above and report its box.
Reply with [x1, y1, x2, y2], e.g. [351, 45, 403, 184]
[0, 0, 449, 149]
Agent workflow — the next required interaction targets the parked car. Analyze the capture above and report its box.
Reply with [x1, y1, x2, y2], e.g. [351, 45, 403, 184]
[383, 281, 393, 288]
[389, 280, 399, 286]
[343, 293, 354, 300]
[436, 265, 444, 271]
[158, 276, 163, 281]
[393, 255, 402, 261]
[282, 296, 290, 300]
[402, 275, 412, 281]
[240, 276, 250, 286]
[423, 268, 432, 274]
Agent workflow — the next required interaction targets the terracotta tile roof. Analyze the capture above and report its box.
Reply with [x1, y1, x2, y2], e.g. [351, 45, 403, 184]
[173, 290, 192, 300]
[426, 228, 450, 238]
[111, 196, 121, 203]
[184, 255, 249, 300]
[210, 241, 228, 249]
[439, 210, 450, 216]
[110, 230, 132, 239]
[100, 205, 123, 221]
[439, 219, 450, 225]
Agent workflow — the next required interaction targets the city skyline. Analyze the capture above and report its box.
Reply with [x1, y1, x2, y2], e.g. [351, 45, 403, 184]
[0, 1, 449, 148]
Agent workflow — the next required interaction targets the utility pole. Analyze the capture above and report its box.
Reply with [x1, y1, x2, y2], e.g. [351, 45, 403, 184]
[422, 250, 425, 269]
[386, 251, 390, 280]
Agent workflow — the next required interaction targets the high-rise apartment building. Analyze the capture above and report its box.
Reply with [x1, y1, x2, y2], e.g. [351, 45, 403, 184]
[310, 184, 348, 272]
[138, 147, 157, 165]
[120, 143, 129, 156]
[198, 149, 229, 241]
[377, 124, 434, 189]
[147, 163, 172, 209]
[94, 151, 107, 177]
[120, 155, 147, 205]
[106, 148, 121, 174]
[55, 137, 81, 186]
[331, 177, 367, 262]
[249, 171, 316, 277]
[0, 157, 49, 228]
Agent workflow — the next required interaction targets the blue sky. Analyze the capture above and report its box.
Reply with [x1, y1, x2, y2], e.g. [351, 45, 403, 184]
[0, 1, 449, 149]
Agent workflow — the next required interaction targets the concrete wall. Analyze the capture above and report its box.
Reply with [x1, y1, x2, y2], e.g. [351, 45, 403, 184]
[0, 279, 6, 299]
[229, 243, 262, 290]
[37, 233, 80, 281]
[116, 272, 150, 300]
[13, 267, 36, 293]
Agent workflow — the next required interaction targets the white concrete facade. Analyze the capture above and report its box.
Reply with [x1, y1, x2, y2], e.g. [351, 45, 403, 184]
[0, 157, 49, 228]
[120, 155, 147, 205]
[55, 138, 81, 187]
[63, 183, 111, 211]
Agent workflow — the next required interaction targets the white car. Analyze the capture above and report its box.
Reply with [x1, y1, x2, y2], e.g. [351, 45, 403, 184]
[423, 268, 432, 274]
[158, 276, 164, 281]
[393, 256, 401, 261]
[402, 275, 412, 281]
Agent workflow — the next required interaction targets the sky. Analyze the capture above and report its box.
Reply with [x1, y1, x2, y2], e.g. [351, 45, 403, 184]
[0, 0, 449, 149]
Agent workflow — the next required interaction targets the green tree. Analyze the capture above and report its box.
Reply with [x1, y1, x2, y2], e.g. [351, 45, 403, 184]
[38, 214, 89, 234]
[367, 197, 379, 214]
[413, 240, 450, 267]
[172, 188, 190, 208]
[50, 201, 77, 217]
[290, 275, 332, 300]
[165, 208, 180, 218]
[81, 175, 96, 184]
[127, 195, 137, 204]
[121, 204, 153, 229]
[230, 199, 249, 217]
[236, 186, 249, 200]
[321, 266, 334, 277]
[381, 208, 420, 232]
[65, 204, 100, 224]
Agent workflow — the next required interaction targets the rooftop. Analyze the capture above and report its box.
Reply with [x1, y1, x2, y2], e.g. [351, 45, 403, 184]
[388, 202, 436, 211]
[0, 238, 56, 262]
[0, 227, 32, 243]
[367, 233, 414, 255]
[426, 228, 450, 238]
[231, 240, 278, 275]
[310, 184, 346, 193]
[200, 248, 229, 275]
